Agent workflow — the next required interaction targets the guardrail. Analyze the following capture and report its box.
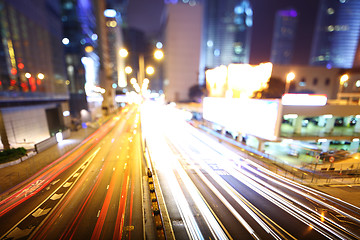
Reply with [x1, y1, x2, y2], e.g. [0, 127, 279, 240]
[198, 123, 360, 185]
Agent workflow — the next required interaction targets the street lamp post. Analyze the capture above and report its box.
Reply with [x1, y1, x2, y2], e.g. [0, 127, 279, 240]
[285, 72, 295, 94]
[119, 48, 163, 94]
[338, 73, 349, 100]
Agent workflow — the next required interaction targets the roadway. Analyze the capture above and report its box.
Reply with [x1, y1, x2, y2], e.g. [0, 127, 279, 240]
[0, 105, 146, 240]
[141, 101, 360, 240]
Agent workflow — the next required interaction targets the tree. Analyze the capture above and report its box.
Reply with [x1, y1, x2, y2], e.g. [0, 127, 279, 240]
[188, 84, 207, 102]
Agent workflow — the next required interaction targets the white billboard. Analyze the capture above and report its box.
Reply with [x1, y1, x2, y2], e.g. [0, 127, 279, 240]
[203, 97, 281, 141]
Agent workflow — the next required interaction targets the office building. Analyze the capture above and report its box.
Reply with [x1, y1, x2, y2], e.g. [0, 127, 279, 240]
[270, 9, 298, 65]
[309, 0, 360, 69]
[61, 0, 96, 121]
[199, 0, 253, 85]
[163, 1, 203, 102]
[0, 0, 69, 150]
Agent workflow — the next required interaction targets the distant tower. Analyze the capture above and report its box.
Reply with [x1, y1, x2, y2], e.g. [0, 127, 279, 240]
[309, 0, 360, 69]
[163, 0, 203, 102]
[270, 9, 298, 65]
[199, 0, 253, 84]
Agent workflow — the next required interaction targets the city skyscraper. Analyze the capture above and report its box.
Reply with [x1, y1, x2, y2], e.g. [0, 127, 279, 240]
[199, 0, 253, 84]
[270, 9, 298, 65]
[309, 0, 360, 69]
[163, 0, 203, 102]
[61, 0, 95, 120]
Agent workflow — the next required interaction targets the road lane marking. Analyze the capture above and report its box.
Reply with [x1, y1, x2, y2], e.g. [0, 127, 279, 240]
[32, 208, 52, 218]
[107, 185, 109, 190]
[63, 182, 73, 188]
[50, 194, 63, 201]
[0, 148, 101, 240]
[51, 179, 60, 185]
[97, 210, 101, 218]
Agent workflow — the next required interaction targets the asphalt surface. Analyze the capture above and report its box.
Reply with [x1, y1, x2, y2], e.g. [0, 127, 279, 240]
[0, 108, 148, 239]
[0, 126, 97, 199]
[0, 105, 359, 239]
[142, 102, 360, 239]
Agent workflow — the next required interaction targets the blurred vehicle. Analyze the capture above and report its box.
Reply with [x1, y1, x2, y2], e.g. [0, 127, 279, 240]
[334, 118, 344, 126]
[320, 150, 349, 161]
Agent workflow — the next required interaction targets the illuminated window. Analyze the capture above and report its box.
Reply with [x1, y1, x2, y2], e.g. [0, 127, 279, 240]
[246, 8, 253, 16]
[327, 8, 334, 15]
[234, 6, 244, 14]
[189, 0, 196, 6]
[246, 17, 253, 27]
[234, 43, 243, 54]
[64, 2, 74, 10]
[327, 25, 334, 32]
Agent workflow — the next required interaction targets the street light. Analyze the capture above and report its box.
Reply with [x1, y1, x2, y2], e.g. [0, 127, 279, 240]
[124, 66, 132, 74]
[338, 73, 349, 99]
[146, 66, 155, 75]
[37, 73, 45, 80]
[154, 49, 164, 60]
[130, 77, 137, 85]
[285, 72, 295, 93]
[25, 73, 31, 78]
[119, 48, 164, 92]
[119, 48, 128, 58]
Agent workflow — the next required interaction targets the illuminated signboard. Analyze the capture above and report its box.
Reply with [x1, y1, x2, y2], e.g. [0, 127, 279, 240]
[282, 94, 327, 106]
[205, 62, 273, 99]
[205, 65, 227, 97]
[203, 97, 281, 140]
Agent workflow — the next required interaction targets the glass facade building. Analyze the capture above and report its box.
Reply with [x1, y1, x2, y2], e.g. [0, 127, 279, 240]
[310, 0, 360, 69]
[270, 9, 298, 65]
[0, 0, 68, 102]
[202, 0, 252, 68]
[61, 0, 99, 118]
[0, 0, 69, 150]
[199, 0, 253, 84]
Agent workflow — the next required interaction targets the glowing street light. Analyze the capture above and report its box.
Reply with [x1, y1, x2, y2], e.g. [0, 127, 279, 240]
[130, 78, 137, 85]
[154, 49, 164, 60]
[25, 73, 31, 78]
[119, 47, 164, 92]
[143, 78, 150, 85]
[340, 73, 349, 84]
[285, 72, 295, 93]
[146, 66, 155, 75]
[119, 48, 128, 58]
[37, 73, 45, 80]
[338, 73, 349, 99]
[125, 66, 133, 74]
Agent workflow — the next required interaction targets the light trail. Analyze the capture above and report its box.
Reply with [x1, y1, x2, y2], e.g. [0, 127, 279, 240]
[242, 158, 360, 223]
[1, 148, 101, 240]
[180, 117, 360, 239]
[145, 130, 205, 240]
[169, 133, 285, 240]
[166, 139, 231, 240]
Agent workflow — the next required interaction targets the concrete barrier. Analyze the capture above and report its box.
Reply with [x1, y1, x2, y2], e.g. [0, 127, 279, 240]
[35, 129, 71, 153]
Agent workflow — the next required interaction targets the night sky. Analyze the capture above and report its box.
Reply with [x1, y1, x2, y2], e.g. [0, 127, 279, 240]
[127, 0, 320, 65]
